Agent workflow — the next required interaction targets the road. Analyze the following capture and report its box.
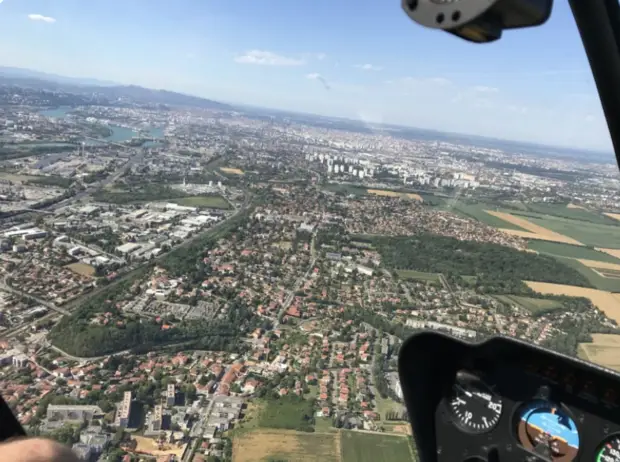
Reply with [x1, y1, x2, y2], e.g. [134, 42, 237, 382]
[277, 255, 316, 322]
[0, 282, 70, 315]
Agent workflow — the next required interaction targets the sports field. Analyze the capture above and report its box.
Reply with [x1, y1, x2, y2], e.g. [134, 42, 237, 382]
[526, 281, 620, 323]
[367, 189, 423, 202]
[232, 429, 340, 462]
[341, 430, 416, 462]
[578, 334, 620, 371]
[66, 262, 95, 277]
[484, 211, 583, 245]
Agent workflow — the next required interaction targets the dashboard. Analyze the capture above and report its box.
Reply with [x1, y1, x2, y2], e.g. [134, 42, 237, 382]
[398, 332, 620, 462]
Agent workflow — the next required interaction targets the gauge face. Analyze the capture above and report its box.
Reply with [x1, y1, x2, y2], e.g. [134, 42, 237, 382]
[596, 435, 620, 462]
[516, 400, 579, 462]
[448, 372, 502, 433]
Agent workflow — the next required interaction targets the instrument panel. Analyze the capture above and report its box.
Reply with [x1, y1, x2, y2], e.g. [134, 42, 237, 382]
[398, 332, 620, 462]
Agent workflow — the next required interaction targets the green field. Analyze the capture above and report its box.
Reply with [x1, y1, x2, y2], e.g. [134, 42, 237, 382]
[444, 202, 527, 231]
[552, 256, 620, 292]
[522, 215, 620, 249]
[341, 431, 416, 462]
[493, 295, 564, 314]
[258, 398, 315, 432]
[170, 195, 230, 209]
[528, 241, 620, 264]
[523, 203, 617, 225]
[395, 270, 441, 282]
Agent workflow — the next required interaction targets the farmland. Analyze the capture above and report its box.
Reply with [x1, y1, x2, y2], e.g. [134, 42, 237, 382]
[524, 215, 620, 249]
[550, 256, 620, 292]
[444, 203, 526, 231]
[485, 211, 583, 245]
[578, 334, 620, 372]
[170, 195, 231, 209]
[523, 203, 616, 225]
[526, 281, 620, 323]
[232, 429, 340, 462]
[527, 241, 620, 264]
[604, 213, 620, 222]
[493, 295, 564, 315]
[341, 430, 416, 462]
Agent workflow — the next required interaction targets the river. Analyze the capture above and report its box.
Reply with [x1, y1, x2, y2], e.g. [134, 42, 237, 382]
[39, 107, 164, 146]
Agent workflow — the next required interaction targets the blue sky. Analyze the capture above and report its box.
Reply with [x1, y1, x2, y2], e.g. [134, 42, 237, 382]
[0, 0, 613, 153]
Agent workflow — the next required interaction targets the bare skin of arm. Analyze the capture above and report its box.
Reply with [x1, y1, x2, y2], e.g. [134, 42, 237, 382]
[0, 438, 79, 462]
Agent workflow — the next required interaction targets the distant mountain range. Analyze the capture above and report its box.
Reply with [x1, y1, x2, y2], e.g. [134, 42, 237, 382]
[0, 66, 232, 111]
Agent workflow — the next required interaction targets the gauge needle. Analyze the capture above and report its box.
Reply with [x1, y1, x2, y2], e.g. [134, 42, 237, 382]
[455, 384, 473, 397]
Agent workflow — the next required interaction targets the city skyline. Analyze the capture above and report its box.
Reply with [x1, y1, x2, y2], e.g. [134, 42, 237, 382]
[0, 0, 612, 151]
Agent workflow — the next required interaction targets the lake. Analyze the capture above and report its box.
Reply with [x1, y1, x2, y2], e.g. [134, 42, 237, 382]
[39, 107, 164, 145]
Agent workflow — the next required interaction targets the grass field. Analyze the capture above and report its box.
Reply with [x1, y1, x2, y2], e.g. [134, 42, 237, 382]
[493, 295, 564, 314]
[524, 215, 620, 249]
[341, 431, 415, 462]
[526, 281, 620, 323]
[527, 241, 620, 264]
[65, 262, 95, 277]
[395, 270, 440, 282]
[259, 398, 315, 431]
[170, 195, 230, 209]
[485, 211, 583, 245]
[367, 189, 423, 202]
[578, 334, 620, 371]
[220, 167, 245, 175]
[375, 394, 406, 420]
[232, 429, 340, 462]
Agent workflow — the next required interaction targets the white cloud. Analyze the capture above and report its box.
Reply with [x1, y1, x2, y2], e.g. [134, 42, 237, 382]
[234, 50, 305, 66]
[472, 85, 499, 93]
[28, 13, 56, 23]
[355, 64, 383, 71]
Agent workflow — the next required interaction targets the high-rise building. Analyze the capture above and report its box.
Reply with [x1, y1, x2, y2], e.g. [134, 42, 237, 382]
[166, 384, 176, 407]
[114, 391, 132, 428]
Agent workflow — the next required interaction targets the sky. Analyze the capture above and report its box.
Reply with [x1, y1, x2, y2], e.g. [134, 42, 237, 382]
[0, 0, 613, 153]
